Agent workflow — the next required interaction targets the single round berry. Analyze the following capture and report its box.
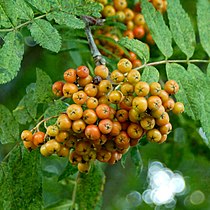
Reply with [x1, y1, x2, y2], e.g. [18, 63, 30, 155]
[172, 102, 184, 114]
[164, 80, 179, 95]
[117, 58, 132, 74]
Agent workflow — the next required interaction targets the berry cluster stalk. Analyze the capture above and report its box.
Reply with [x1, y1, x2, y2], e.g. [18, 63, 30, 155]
[82, 16, 106, 66]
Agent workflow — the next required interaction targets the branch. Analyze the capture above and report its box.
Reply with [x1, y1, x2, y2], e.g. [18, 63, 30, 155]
[134, 59, 210, 70]
[82, 16, 106, 66]
[0, 14, 47, 32]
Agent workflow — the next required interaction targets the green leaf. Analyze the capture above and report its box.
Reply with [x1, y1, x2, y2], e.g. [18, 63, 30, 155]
[34, 68, 53, 103]
[15, 0, 34, 20]
[130, 146, 143, 175]
[118, 37, 150, 62]
[207, 63, 210, 78]
[187, 64, 210, 144]
[76, 163, 105, 210]
[166, 63, 199, 120]
[141, 66, 159, 84]
[65, 0, 102, 18]
[0, 105, 19, 144]
[141, 0, 173, 58]
[29, 19, 61, 53]
[25, 83, 38, 119]
[167, 0, 195, 58]
[25, 0, 50, 13]
[47, 12, 85, 29]
[197, 0, 210, 57]
[13, 96, 33, 125]
[0, 147, 42, 209]
[58, 162, 78, 181]
[121, 149, 129, 168]
[0, 0, 18, 27]
[44, 100, 67, 125]
[13, 83, 38, 124]
[0, 32, 24, 84]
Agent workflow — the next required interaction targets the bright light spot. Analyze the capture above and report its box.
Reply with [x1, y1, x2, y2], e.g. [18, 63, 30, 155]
[151, 186, 174, 205]
[142, 189, 153, 204]
[190, 190, 205, 205]
[151, 170, 171, 188]
[148, 161, 163, 176]
[143, 161, 186, 207]
[165, 198, 177, 208]
[126, 191, 142, 207]
[199, 127, 209, 145]
[169, 173, 185, 194]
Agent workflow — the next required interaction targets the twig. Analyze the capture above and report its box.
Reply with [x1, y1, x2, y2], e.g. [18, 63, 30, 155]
[82, 16, 106, 66]
[0, 14, 47, 32]
[134, 59, 210, 71]
[71, 172, 80, 210]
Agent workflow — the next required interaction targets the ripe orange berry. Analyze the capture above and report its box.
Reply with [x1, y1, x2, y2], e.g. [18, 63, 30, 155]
[52, 81, 64, 97]
[21, 130, 33, 141]
[66, 104, 83, 121]
[172, 102, 184, 115]
[94, 65, 109, 79]
[63, 68, 77, 83]
[114, 0, 127, 11]
[62, 83, 78, 98]
[117, 58, 132, 74]
[164, 80, 179, 94]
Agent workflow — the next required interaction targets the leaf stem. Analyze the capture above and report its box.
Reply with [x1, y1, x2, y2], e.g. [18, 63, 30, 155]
[71, 172, 80, 210]
[0, 14, 47, 32]
[134, 59, 210, 70]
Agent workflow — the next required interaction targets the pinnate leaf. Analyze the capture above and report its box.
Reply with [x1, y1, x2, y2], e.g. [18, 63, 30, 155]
[0, 105, 19, 144]
[29, 19, 61, 53]
[76, 163, 105, 210]
[0, 32, 24, 84]
[141, 0, 173, 58]
[197, 0, 210, 57]
[167, 0, 195, 58]
[141, 66, 159, 84]
[47, 12, 85, 29]
[119, 37, 150, 62]
[34, 68, 53, 103]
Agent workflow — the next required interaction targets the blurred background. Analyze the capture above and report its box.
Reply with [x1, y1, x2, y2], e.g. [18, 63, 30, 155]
[0, 0, 210, 209]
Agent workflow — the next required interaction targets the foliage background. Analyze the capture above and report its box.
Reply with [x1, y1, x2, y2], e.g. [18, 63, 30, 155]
[0, 0, 210, 209]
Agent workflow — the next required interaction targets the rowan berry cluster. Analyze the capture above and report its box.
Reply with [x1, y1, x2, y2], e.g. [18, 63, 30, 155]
[94, 0, 167, 58]
[21, 58, 184, 173]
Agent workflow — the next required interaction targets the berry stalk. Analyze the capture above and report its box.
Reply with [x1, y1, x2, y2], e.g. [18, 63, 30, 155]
[82, 16, 106, 66]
